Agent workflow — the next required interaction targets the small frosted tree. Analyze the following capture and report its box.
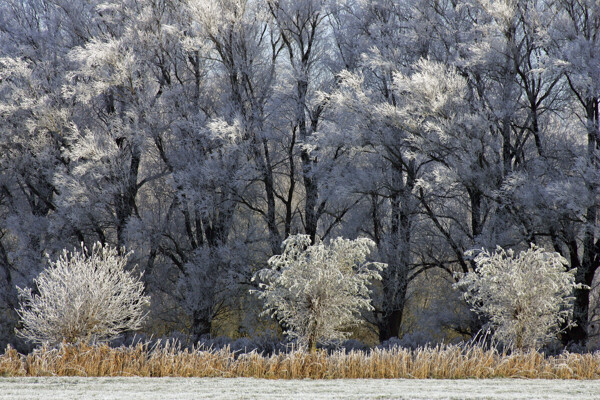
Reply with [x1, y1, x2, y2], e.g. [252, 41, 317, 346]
[253, 235, 386, 351]
[455, 245, 582, 350]
[16, 243, 150, 346]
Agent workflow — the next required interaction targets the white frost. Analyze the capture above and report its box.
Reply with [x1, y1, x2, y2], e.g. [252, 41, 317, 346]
[0, 377, 598, 400]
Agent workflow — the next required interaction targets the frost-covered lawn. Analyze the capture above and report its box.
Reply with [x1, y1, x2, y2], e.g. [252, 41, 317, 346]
[1, 377, 598, 399]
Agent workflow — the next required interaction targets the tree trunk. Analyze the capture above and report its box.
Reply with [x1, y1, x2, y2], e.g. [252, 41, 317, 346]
[377, 165, 413, 342]
[564, 97, 600, 346]
[116, 140, 141, 249]
[189, 310, 212, 345]
[295, 78, 320, 244]
[260, 138, 282, 255]
[0, 241, 18, 350]
[378, 307, 405, 343]
[307, 335, 317, 353]
[468, 187, 482, 239]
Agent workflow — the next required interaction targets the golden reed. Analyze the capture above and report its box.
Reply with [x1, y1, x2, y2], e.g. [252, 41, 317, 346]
[0, 342, 598, 379]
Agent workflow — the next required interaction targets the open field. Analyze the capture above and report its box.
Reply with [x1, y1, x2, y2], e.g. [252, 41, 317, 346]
[1, 343, 600, 380]
[1, 377, 599, 400]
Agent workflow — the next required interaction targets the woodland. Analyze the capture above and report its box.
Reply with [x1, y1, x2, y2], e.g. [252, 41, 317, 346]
[1, 0, 600, 352]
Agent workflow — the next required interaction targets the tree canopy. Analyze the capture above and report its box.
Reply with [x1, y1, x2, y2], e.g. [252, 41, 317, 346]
[1, 0, 599, 350]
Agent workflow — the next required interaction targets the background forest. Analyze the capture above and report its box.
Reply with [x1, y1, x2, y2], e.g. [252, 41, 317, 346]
[1, 0, 600, 352]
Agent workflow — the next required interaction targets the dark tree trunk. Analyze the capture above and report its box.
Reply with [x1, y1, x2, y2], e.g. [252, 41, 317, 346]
[116, 140, 141, 249]
[0, 240, 19, 350]
[296, 78, 320, 244]
[378, 308, 405, 343]
[261, 138, 282, 255]
[189, 310, 212, 345]
[377, 164, 413, 342]
[563, 97, 600, 346]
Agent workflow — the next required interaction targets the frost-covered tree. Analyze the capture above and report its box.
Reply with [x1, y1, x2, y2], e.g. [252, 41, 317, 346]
[455, 245, 581, 350]
[267, 0, 341, 244]
[254, 235, 386, 351]
[0, 0, 105, 350]
[58, 0, 171, 249]
[16, 243, 149, 345]
[549, 0, 600, 345]
[185, 0, 286, 255]
[1, 0, 599, 350]
[322, 0, 435, 341]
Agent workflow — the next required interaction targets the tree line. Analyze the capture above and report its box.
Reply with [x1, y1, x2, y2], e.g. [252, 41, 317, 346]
[0, 0, 599, 350]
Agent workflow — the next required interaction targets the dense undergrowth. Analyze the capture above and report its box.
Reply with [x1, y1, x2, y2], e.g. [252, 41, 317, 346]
[0, 342, 599, 379]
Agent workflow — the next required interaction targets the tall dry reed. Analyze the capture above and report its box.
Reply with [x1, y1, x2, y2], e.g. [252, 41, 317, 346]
[0, 342, 598, 379]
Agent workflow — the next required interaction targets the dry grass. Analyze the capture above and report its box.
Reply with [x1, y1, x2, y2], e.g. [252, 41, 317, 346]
[0, 342, 599, 379]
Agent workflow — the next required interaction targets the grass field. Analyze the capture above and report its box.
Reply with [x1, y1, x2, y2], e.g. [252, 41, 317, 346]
[1, 377, 599, 399]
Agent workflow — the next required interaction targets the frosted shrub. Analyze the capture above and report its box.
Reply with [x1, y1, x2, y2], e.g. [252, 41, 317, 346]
[455, 245, 581, 350]
[16, 243, 150, 345]
[253, 235, 386, 351]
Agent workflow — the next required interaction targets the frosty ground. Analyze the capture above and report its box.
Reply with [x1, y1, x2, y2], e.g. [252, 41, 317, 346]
[1, 377, 598, 400]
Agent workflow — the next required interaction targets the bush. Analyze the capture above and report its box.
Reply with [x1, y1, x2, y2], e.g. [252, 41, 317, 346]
[253, 235, 386, 351]
[455, 245, 582, 350]
[16, 243, 149, 345]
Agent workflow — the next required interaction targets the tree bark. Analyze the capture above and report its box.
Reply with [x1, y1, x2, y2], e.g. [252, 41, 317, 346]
[564, 97, 600, 346]
[377, 164, 413, 341]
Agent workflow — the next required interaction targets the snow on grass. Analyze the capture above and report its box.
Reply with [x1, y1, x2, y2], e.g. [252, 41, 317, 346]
[0, 377, 598, 400]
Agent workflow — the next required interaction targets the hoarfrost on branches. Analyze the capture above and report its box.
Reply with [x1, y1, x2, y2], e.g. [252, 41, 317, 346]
[455, 245, 583, 350]
[253, 234, 386, 351]
[16, 243, 150, 346]
[1, 0, 599, 349]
